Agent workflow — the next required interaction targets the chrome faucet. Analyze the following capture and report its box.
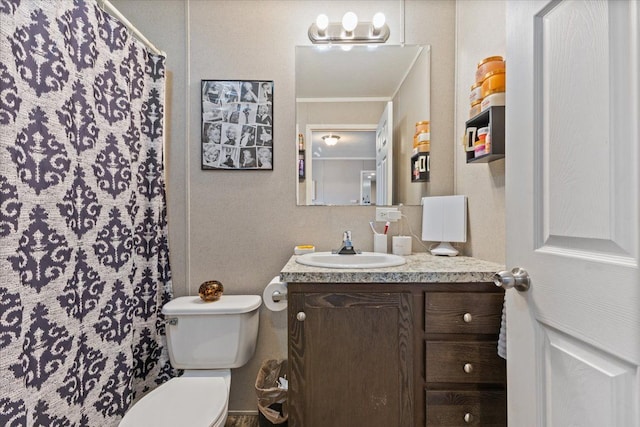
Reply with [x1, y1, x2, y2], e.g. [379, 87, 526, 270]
[333, 230, 360, 255]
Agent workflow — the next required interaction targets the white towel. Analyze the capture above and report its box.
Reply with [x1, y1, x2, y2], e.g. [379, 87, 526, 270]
[497, 294, 507, 360]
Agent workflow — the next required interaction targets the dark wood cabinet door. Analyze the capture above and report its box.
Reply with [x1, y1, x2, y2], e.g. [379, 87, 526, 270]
[288, 290, 414, 427]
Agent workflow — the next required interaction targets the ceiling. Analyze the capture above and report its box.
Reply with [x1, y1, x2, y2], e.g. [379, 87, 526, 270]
[311, 130, 376, 158]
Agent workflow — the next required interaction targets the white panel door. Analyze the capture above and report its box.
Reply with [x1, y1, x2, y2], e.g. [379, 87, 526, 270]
[376, 102, 393, 206]
[505, 1, 639, 426]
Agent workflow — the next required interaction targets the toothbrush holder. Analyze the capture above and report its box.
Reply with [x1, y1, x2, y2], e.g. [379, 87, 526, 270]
[373, 234, 388, 253]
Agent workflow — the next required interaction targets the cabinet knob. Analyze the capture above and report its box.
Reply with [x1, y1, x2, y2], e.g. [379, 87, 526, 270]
[463, 363, 473, 374]
[464, 412, 474, 423]
[296, 312, 306, 322]
[463, 312, 473, 323]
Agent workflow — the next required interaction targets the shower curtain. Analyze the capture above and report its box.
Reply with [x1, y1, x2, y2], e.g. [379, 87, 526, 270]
[0, 1, 173, 425]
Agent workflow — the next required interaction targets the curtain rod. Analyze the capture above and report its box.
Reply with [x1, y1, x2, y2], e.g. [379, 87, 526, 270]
[98, 0, 165, 56]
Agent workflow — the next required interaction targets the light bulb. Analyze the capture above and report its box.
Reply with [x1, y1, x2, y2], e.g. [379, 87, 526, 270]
[342, 11, 358, 32]
[316, 14, 329, 31]
[372, 12, 386, 29]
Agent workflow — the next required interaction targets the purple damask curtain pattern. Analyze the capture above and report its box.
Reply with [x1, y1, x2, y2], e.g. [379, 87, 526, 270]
[0, 0, 173, 425]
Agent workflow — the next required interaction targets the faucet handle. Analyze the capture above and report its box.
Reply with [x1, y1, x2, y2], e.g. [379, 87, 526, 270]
[336, 230, 357, 255]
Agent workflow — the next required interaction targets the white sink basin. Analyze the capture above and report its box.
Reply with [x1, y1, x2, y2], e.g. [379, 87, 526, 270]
[295, 251, 407, 269]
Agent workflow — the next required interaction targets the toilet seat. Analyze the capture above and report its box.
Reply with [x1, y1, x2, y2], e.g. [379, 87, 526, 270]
[119, 376, 228, 427]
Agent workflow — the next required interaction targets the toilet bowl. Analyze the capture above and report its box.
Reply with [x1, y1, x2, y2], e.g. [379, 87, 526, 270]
[119, 370, 230, 427]
[119, 295, 261, 427]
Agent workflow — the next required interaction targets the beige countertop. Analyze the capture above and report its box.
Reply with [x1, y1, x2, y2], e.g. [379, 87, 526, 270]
[280, 252, 505, 284]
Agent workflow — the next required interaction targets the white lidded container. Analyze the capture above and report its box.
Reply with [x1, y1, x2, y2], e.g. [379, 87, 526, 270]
[481, 90, 506, 111]
[162, 295, 262, 369]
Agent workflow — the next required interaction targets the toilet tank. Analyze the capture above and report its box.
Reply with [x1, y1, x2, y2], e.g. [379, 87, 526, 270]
[162, 295, 261, 369]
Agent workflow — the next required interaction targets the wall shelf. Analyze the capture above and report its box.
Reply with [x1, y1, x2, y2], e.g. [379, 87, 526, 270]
[411, 151, 430, 182]
[465, 106, 505, 163]
[298, 149, 305, 180]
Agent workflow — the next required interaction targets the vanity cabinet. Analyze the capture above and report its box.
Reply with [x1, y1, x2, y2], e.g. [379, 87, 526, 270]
[287, 283, 416, 427]
[286, 281, 506, 427]
[424, 284, 506, 426]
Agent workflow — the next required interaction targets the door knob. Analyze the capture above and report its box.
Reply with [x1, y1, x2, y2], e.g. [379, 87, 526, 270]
[296, 312, 306, 321]
[493, 267, 530, 292]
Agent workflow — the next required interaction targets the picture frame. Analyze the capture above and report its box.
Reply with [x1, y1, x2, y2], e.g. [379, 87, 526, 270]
[201, 80, 274, 170]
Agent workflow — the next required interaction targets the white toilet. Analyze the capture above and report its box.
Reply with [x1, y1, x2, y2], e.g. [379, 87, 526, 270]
[119, 295, 262, 427]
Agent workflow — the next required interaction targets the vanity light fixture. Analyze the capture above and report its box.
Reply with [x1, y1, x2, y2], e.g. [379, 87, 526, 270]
[308, 12, 390, 44]
[372, 12, 386, 35]
[316, 14, 329, 35]
[322, 134, 340, 146]
[342, 11, 358, 34]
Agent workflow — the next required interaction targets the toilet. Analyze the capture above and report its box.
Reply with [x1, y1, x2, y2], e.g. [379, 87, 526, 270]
[119, 295, 262, 427]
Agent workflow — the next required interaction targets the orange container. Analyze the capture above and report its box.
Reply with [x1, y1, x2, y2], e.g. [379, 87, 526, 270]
[481, 69, 506, 98]
[413, 132, 430, 148]
[415, 121, 430, 134]
[476, 56, 505, 83]
[474, 131, 487, 156]
[469, 99, 482, 118]
[469, 81, 482, 104]
[416, 142, 430, 153]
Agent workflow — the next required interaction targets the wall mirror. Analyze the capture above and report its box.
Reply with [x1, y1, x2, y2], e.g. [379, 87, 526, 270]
[296, 44, 431, 206]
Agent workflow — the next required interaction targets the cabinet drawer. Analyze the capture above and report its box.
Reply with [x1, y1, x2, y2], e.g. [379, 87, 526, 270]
[426, 390, 506, 426]
[425, 292, 503, 334]
[426, 341, 505, 384]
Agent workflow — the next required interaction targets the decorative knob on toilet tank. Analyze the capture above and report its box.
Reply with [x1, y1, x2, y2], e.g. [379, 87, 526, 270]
[198, 280, 224, 302]
[263, 276, 288, 312]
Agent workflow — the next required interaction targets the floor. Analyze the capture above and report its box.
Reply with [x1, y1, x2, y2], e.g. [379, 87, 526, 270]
[225, 415, 259, 427]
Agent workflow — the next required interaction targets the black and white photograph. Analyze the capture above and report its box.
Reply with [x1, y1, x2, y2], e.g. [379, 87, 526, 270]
[201, 79, 273, 170]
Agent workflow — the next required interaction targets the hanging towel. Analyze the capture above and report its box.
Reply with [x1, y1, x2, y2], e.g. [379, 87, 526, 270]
[497, 294, 507, 359]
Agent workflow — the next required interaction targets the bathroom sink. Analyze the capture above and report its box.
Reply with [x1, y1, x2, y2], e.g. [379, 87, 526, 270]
[295, 252, 407, 269]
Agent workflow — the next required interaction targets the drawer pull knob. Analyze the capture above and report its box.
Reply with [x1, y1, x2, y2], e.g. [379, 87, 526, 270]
[463, 312, 473, 323]
[463, 363, 474, 373]
[464, 412, 474, 423]
[296, 312, 306, 321]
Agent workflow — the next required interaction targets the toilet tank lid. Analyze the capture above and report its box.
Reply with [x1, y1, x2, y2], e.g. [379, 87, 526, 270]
[162, 295, 262, 315]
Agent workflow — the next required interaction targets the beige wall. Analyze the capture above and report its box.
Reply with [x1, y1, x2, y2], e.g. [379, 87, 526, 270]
[113, 0, 457, 413]
[454, 1, 506, 264]
[393, 46, 434, 205]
